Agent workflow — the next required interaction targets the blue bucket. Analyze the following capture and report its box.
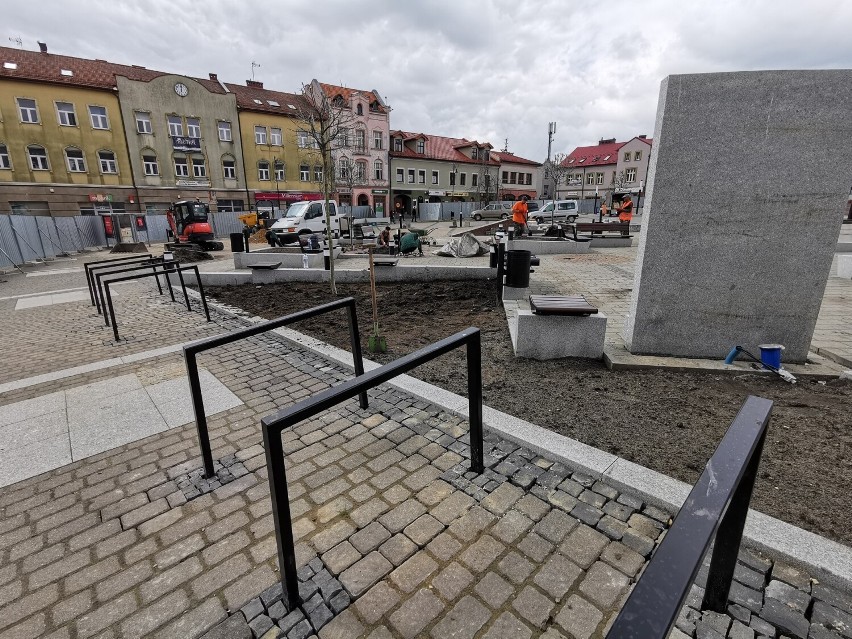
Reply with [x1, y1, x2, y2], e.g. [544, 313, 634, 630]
[758, 344, 784, 369]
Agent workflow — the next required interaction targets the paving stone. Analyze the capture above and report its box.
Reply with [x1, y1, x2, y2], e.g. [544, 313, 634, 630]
[481, 482, 524, 515]
[379, 500, 428, 534]
[426, 532, 463, 562]
[355, 582, 400, 624]
[571, 501, 604, 526]
[308, 603, 333, 631]
[602, 500, 634, 522]
[760, 598, 809, 638]
[560, 524, 609, 569]
[268, 601, 287, 622]
[620, 528, 655, 557]
[728, 620, 755, 639]
[460, 535, 505, 572]
[379, 534, 418, 567]
[431, 595, 491, 639]
[727, 603, 752, 626]
[514, 494, 549, 522]
[339, 552, 393, 598]
[729, 581, 764, 614]
[350, 522, 391, 555]
[534, 553, 583, 600]
[475, 571, 516, 609]
[498, 551, 535, 585]
[642, 505, 670, 524]
[278, 609, 305, 635]
[600, 542, 645, 578]
[250, 614, 275, 638]
[316, 608, 363, 639]
[813, 584, 852, 615]
[349, 499, 390, 529]
[511, 584, 555, 629]
[533, 508, 577, 544]
[482, 611, 532, 639]
[578, 561, 630, 608]
[770, 562, 811, 592]
[748, 615, 776, 637]
[811, 601, 852, 639]
[518, 532, 554, 562]
[557, 478, 585, 497]
[547, 490, 579, 513]
[698, 610, 731, 637]
[260, 582, 284, 608]
[555, 594, 603, 639]
[431, 491, 474, 525]
[198, 613, 252, 639]
[417, 480, 454, 507]
[491, 510, 534, 544]
[764, 579, 810, 613]
[390, 552, 438, 593]
[403, 514, 444, 547]
[321, 542, 361, 575]
[312, 521, 356, 554]
[389, 588, 443, 639]
[287, 619, 313, 639]
[616, 493, 643, 509]
[432, 561, 474, 601]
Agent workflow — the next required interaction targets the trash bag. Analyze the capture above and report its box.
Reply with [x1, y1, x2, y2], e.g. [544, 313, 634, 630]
[436, 232, 489, 258]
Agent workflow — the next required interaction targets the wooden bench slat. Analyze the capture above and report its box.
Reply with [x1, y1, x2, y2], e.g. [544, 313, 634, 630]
[530, 294, 598, 316]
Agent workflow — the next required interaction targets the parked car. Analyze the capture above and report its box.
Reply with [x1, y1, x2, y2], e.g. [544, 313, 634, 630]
[526, 201, 540, 212]
[471, 202, 512, 221]
[267, 200, 340, 244]
[533, 200, 579, 224]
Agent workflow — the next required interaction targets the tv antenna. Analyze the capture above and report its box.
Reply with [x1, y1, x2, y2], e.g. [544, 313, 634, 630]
[251, 61, 261, 80]
[8, 36, 22, 48]
[501, 138, 509, 153]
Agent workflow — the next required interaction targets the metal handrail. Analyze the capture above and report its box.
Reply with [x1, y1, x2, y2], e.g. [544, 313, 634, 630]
[103, 264, 210, 341]
[262, 327, 484, 609]
[607, 395, 773, 638]
[182, 297, 368, 479]
[84, 254, 153, 306]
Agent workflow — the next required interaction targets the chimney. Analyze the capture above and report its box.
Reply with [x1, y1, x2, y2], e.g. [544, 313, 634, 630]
[209, 73, 218, 81]
[638, 134, 647, 139]
[246, 79, 263, 89]
[38, 41, 47, 53]
[599, 137, 616, 145]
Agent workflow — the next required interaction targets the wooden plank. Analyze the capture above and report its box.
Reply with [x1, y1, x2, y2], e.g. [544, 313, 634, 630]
[529, 294, 598, 316]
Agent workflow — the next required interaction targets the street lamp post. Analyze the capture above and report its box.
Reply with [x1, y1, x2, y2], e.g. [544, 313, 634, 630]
[637, 179, 644, 216]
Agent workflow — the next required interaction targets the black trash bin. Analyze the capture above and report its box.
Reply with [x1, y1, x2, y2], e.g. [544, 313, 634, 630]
[229, 232, 245, 253]
[505, 249, 532, 288]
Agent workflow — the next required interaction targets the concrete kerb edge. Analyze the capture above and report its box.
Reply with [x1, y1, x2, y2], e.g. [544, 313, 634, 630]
[180, 289, 852, 593]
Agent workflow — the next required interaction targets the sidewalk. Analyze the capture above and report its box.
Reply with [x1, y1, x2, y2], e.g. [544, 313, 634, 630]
[0, 245, 850, 639]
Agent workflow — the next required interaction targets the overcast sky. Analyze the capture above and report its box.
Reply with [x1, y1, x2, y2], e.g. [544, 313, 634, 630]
[6, 0, 852, 161]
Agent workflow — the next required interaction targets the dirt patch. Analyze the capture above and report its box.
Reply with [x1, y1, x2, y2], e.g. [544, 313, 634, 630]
[208, 279, 852, 547]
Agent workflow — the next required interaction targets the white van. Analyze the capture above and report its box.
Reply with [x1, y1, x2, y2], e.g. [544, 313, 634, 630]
[268, 200, 340, 241]
[533, 200, 579, 224]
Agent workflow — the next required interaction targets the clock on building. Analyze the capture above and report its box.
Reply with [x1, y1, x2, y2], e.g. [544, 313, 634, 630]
[174, 83, 189, 97]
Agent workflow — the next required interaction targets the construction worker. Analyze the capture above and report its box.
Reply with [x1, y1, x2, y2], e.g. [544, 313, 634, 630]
[511, 199, 529, 236]
[616, 194, 634, 223]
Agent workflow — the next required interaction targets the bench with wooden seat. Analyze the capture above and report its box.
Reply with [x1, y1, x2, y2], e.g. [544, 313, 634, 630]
[529, 294, 598, 316]
[570, 222, 630, 241]
[247, 261, 282, 270]
[509, 293, 607, 360]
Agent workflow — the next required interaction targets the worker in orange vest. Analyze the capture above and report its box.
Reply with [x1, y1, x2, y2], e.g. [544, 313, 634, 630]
[616, 195, 634, 223]
[511, 200, 529, 236]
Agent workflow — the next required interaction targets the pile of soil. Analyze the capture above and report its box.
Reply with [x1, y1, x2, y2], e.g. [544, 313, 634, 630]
[207, 279, 852, 547]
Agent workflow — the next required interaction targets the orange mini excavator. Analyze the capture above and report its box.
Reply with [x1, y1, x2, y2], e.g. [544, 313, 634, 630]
[166, 200, 224, 251]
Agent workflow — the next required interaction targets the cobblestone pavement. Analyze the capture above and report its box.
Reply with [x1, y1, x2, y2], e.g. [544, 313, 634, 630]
[0, 251, 850, 638]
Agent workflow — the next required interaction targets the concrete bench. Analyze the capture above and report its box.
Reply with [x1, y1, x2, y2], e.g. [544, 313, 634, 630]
[373, 257, 398, 267]
[510, 294, 607, 360]
[247, 262, 282, 271]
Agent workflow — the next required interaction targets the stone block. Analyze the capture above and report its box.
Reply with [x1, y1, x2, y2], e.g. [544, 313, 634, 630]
[513, 310, 607, 360]
[624, 70, 852, 362]
[837, 254, 852, 279]
[502, 285, 529, 302]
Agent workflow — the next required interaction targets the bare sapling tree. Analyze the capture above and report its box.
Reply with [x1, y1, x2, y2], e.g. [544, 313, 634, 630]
[296, 83, 357, 294]
[542, 153, 571, 225]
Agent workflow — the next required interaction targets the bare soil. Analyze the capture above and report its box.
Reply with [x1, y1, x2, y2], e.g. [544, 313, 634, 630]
[208, 279, 852, 547]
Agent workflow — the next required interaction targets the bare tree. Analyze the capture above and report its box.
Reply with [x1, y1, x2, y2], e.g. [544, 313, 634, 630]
[542, 153, 571, 225]
[476, 151, 496, 207]
[296, 81, 357, 294]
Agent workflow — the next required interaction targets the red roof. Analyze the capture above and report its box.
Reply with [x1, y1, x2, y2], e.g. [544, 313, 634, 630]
[225, 82, 307, 115]
[491, 151, 541, 167]
[319, 82, 387, 114]
[0, 45, 225, 94]
[389, 130, 500, 165]
[562, 137, 653, 168]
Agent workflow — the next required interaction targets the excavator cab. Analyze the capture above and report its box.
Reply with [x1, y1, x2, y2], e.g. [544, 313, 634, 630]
[166, 200, 223, 251]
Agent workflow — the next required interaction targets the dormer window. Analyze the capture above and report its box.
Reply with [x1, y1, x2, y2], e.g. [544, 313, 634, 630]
[332, 95, 345, 107]
[394, 137, 402, 152]
[472, 147, 478, 159]
[356, 103, 363, 115]
[416, 140, 425, 154]
[483, 150, 490, 161]
[370, 101, 380, 112]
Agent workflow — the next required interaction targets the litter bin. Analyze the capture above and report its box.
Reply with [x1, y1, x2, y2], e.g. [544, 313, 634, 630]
[505, 249, 532, 288]
[229, 232, 245, 253]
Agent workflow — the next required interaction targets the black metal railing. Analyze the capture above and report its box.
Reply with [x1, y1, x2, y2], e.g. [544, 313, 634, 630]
[85, 254, 153, 306]
[103, 264, 210, 341]
[182, 298, 368, 479]
[93, 259, 171, 317]
[261, 328, 484, 610]
[607, 395, 773, 638]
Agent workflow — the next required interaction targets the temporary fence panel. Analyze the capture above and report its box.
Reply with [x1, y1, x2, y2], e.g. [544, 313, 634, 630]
[0, 216, 24, 269]
[36, 216, 65, 257]
[9, 215, 45, 263]
[54, 217, 84, 253]
[74, 215, 108, 248]
[210, 210, 245, 238]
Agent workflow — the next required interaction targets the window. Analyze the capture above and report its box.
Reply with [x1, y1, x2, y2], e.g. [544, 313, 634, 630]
[270, 128, 282, 145]
[218, 121, 232, 141]
[432, 170, 438, 185]
[472, 147, 478, 159]
[502, 171, 508, 184]
[297, 131, 310, 148]
[626, 168, 637, 182]
[623, 151, 631, 162]
[258, 161, 270, 180]
[338, 161, 351, 180]
[510, 172, 517, 184]
[168, 116, 183, 137]
[135, 111, 152, 134]
[634, 151, 642, 161]
[174, 155, 189, 177]
[586, 173, 595, 185]
[300, 164, 310, 181]
[373, 159, 383, 180]
[143, 153, 158, 176]
[373, 131, 383, 150]
[56, 102, 77, 127]
[65, 148, 86, 172]
[472, 173, 478, 187]
[274, 160, 285, 181]
[0, 144, 10, 169]
[192, 156, 206, 178]
[596, 172, 604, 185]
[417, 169, 425, 184]
[223, 158, 236, 179]
[337, 128, 350, 148]
[526, 174, 532, 185]
[407, 169, 415, 184]
[17, 98, 38, 123]
[356, 103, 363, 115]
[255, 126, 267, 145]
[416, 140, 425, 154]
[216, 199, 244, 213]
[99, 150, 117, 173]
[187, 118, 201, 139]
[449, 171, 456, 187]
[393, 138, 402, 152]
[396, 168, 403, 183]
[460, 173, 466, 186]
[28, 145, 49, 170]
[314, 166, 323, 182]
[356, 161, 366, 182]
[89, 105, 109, 129]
